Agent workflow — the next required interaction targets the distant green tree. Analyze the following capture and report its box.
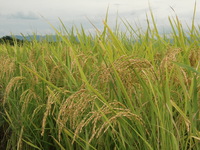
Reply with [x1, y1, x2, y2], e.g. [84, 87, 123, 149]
[0, 36, 23, 46]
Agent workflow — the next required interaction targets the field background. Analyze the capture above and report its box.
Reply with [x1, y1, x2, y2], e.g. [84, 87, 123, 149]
[0, 10, 200, 150]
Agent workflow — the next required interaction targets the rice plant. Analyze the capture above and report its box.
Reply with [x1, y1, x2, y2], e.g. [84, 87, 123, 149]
[0, 8, 199, 150]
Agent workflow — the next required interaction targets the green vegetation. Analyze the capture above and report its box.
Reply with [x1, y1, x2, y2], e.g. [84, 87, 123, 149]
[0, 9, 199, 150]
[0, 36, 24, 46]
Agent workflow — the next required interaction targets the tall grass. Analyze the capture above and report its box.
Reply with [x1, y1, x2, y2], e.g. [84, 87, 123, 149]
[0, 8, 200, 150]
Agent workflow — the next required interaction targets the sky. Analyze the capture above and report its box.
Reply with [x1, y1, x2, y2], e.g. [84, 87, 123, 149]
[0, 0, 199, 37]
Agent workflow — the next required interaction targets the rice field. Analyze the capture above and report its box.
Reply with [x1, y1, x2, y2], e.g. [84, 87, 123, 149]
[0, 10, 200, 150]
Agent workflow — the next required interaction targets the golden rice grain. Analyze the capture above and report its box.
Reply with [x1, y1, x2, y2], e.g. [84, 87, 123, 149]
[3, 76, 25, 105]
[41, 89, 58, 136]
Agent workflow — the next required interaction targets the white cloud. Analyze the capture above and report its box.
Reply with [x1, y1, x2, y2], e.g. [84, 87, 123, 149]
[6, 12, 39, 20]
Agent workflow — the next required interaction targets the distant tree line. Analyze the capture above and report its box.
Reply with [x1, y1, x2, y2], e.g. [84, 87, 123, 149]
[0, 36, 24, 46]
[0, 35, 81, 46]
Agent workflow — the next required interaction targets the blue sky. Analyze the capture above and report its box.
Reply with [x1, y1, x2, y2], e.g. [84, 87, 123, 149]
[0, 0, 199, 37]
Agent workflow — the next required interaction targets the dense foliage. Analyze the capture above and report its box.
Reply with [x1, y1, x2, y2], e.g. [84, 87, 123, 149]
[0, 11, 199, 150]
[0, 36, 24, 46]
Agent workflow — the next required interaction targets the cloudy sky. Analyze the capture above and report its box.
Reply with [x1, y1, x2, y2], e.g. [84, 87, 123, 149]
[0, 0, 199, 37]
